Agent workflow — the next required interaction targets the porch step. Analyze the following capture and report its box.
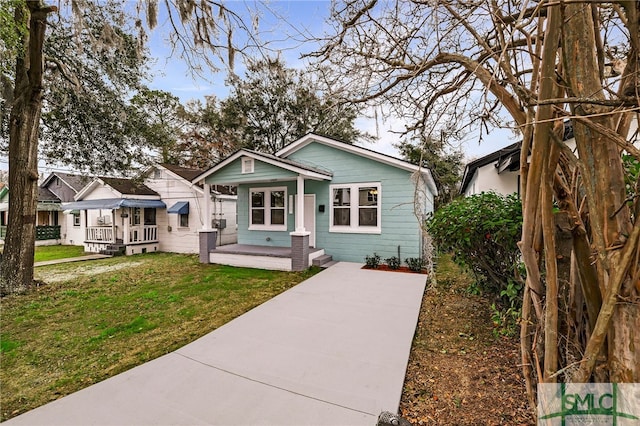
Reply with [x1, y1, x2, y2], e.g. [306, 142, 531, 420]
[312, 254, 333, 267]
[99, 244, 125, 256]
[320, 260, 338, 269]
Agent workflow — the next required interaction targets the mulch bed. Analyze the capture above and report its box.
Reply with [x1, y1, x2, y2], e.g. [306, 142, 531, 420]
[362, 265, 428, 274]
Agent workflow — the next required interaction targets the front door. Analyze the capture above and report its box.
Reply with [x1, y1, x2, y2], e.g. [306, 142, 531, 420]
[303, 194, 316, 248]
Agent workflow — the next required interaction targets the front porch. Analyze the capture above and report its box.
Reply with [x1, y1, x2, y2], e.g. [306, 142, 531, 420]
[208, 243, 326, 271]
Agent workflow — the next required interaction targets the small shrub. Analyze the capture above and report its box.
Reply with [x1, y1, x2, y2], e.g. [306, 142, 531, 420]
[405, 257, 424, 272]
[364, 253, 381, 268]
[385, 256, 401, 270]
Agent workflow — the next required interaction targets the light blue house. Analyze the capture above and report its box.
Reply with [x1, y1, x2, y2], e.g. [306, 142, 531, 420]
[194, 133, 437, 271]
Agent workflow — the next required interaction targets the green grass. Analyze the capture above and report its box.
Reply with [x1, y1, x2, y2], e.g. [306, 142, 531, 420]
[0, 253, 319, 421]
[34, 245, 87, 263]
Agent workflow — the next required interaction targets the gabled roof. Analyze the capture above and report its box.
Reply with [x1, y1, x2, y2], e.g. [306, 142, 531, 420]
[75, 177, 159, 200]
[38, 187, 61, 202]
[459, 121, 576, 195]
[459, 142, 521, 194]
[159, 163, 204, 182]
[99, 177, 158, 196]
[276, 133, 438, 195]
[193, 148, 334, 184]
[42, 172, 91, 193]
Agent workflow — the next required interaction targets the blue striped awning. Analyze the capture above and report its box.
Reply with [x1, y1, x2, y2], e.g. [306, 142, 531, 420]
[167, 201, 189, 215]
[62, 198, 166, 210]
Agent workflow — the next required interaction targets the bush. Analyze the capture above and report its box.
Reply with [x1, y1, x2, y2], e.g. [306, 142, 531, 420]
[364, 253, 381, 268]
[385, 256, 401, 270]
[405, 257, 424, 272]
[426, 191, 523, 303]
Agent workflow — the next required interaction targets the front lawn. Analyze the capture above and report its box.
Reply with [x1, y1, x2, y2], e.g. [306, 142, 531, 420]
[0, 253, 318, 421]
[34, 245, 86, 262]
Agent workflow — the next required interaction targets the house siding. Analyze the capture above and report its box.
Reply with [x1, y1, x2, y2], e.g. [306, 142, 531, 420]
[145, 168, 237, 253]
[209, 157, 298, 185]
[287, 142, 427, 263]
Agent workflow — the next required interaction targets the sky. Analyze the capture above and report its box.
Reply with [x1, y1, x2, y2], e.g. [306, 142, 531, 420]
[1, 0, 517, 174]
[145, 0, 518, 163]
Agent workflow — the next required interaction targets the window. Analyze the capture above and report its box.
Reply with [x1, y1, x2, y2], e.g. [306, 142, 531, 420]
[144, 208, 156, 225]
[73, 213, 81, 227]
[179, 213, 189, 227]
[330, 183, 381, 233]
[249, 187, 287, 230]
[132, 208, 141, 225]
[241, 157, 254, 174]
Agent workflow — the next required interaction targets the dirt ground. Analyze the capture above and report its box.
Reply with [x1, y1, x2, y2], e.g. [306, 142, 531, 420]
[399, 257, 534, 425]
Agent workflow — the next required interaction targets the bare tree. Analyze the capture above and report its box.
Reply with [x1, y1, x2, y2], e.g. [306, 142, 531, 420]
[0, 0, 269, 295]
[309, 0, 639, 415]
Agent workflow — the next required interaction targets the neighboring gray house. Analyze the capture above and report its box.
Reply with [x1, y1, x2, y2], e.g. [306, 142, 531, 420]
[194, 133, 438, 271]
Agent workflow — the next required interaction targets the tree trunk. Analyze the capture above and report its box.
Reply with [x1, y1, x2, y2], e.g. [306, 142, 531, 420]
[0, 3, 55, 296]
[561, 1, 639, 382]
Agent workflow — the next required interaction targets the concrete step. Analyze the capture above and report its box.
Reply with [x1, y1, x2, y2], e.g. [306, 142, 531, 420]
[320, 260, 338, 269]
[312, 254, 333, 267]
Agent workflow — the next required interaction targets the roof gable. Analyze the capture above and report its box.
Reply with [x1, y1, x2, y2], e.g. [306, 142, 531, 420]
[75, 177, 159, 200]
[159, 163, 204, 182]
[277, 133, 438, 195]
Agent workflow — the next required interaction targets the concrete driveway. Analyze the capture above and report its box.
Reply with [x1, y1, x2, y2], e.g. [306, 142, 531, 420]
[5, 262, 427, 425]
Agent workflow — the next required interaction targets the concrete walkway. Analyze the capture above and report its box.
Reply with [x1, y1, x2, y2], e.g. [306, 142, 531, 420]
[6, 262, 427, 425]
[34, 254, 111, 267]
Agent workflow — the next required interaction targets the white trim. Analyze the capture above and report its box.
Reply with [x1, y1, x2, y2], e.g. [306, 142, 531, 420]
[193, 149, 332, 184]
[248, 186, 288, 231]
[303, 194, 316, 247]
[329, 182, 382, 234]
[276, 133, 438, 196]
[241, 157, 254, 174]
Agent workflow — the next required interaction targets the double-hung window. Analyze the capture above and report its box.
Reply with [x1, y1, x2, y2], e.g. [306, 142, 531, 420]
[330, 183, 381, 233]
[249, 187, 287, 230]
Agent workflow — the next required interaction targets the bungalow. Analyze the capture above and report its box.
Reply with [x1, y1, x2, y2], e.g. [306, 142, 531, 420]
[143, 163, 237, 254]
[194, 133, 438, 271]
[63, 177, 166, 255]
[41, 172, 92, 245]
[0, 173, 89, 245]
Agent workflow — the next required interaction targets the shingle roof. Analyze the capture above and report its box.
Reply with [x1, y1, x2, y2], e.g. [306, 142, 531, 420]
[160, 163, 204, 182]
[100, 177, 159, 196]
[38, 187, 61, 202]
[55, 172, 92, 192]
[244, 149, 334, 177]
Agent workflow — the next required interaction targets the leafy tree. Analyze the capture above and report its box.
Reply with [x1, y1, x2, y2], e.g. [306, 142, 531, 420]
[396, 135, 463, 208]
[217, 57, 368, 153]
[309, 0, 640, 411]
[0, 0, 268, 295]
[129, 89, 188, 164]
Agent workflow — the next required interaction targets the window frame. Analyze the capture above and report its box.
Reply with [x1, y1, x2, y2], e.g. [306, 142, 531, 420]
[179, 213, 189, 228]
[329, 182, 381, 234]
[72, 212, 81, 227]
[248, 186, 287, 231]
[241, 157, 254, 174]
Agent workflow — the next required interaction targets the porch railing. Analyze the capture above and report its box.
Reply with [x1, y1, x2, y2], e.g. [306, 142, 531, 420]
[1, 226, 60, 240]
[129, 225, 158, 243]
[86, 226, 115, 243]
[36, 225, 61, 240]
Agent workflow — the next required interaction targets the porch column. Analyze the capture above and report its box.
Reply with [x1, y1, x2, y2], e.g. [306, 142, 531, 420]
[295, 175, 305, 233]
[203, 183, 212, 230]
[111, 209, 117, 243]
[199, 183, 217, 263]
[290, 174, 310, 271]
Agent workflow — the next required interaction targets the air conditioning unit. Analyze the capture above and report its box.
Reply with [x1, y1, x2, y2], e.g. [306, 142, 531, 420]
[97, 215, 111, 225]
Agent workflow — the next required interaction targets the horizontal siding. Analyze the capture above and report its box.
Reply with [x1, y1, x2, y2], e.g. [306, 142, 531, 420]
[288, 142, 426, 263]
[205, 157, 297, 185]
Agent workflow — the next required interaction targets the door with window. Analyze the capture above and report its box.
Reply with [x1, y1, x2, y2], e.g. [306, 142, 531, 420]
[304, 194, 316, 248]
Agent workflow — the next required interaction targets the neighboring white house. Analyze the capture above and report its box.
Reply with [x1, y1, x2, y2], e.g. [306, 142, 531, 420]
[144, 163, 237, 254]
[461, 120, 639, 197]
[63, 177, 166, 255]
